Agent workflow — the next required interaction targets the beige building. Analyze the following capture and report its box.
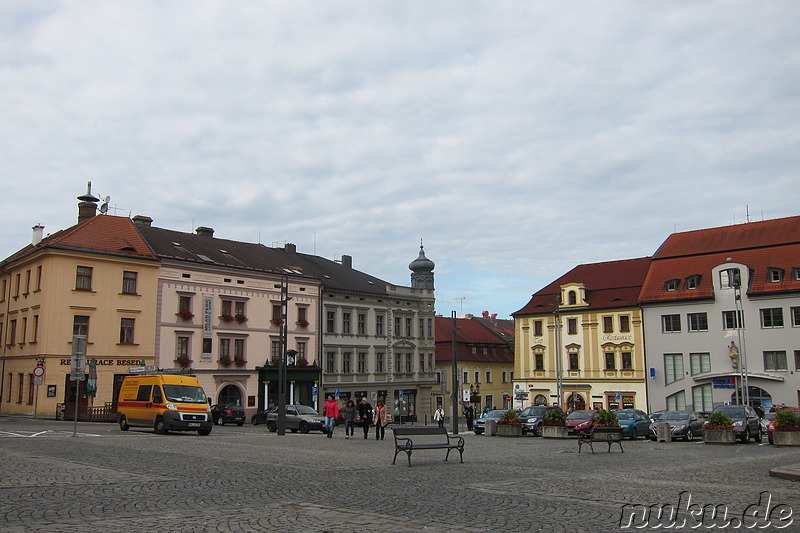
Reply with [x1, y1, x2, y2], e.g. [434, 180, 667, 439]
[512, 258, 651, 412]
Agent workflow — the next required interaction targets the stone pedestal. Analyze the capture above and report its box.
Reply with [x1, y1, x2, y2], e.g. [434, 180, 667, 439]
[703, 429, 736, 444]
[542, 425, 569, 439]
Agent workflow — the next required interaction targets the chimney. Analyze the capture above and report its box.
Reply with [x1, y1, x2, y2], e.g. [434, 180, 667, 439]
[284, 243, 297, 254]
[132, 215, 153, 227]
[195, 226, 214, 237]
[32, 224, 44, 246]
[341, 255, 352, 269]
[77, 181, 100, 223]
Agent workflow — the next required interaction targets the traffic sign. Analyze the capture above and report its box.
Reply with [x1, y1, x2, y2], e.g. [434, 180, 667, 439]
[33, 366, 45, 378]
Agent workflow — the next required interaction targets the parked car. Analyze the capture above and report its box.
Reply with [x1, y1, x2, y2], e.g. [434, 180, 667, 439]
[473, 409, 509, 435]
[253, 405, 326, 433]
[766, 407, 800, 445]
[613, 409, 652, 440]
[210, 404, 246, 426]
[710, 405, 762, 443]
[565, 410, 596, 436]
[648, 410, 705, 441]
[519, 405, 549, 436]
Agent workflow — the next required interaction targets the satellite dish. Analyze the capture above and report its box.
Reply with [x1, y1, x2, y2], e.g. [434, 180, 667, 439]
[99, 196, 110, 215]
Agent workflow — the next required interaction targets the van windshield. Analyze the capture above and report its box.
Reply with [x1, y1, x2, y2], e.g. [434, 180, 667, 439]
[163, 385, 207, 404]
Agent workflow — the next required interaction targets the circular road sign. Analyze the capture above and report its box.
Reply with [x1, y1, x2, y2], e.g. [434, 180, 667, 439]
[33, 366, 45, 378]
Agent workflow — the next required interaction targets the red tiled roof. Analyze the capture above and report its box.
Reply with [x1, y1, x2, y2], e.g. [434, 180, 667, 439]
[640, 217, 800, 302]
[512, 257, 651, 316]
[434, 316, 514, 363]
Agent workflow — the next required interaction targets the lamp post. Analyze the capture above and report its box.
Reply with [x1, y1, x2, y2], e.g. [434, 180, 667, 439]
[733, 269, 750, 407]
[451, 311, 459, 434]
[276, 277, 295, 436]
[554, 295, 563, 409]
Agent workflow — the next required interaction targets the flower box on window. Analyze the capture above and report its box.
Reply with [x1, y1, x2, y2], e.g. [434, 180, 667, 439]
[219, 355, 232, 368]
[270, 318, 282, 326]
[177, 308, 194, 320]
[234, 356, 246, 367]
[235, 313, 248, 324]
[296, 319, 309, 328]
[220, 313, 234, 323]
[176, 355, 192, 368]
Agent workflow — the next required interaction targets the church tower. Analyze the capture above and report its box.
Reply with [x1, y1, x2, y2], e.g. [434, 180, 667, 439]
[409, 241, 435, 289]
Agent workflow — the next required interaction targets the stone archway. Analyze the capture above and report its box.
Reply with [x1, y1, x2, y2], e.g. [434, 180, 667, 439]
[566, 393, 586, 411]
[218, 384, 243, 406]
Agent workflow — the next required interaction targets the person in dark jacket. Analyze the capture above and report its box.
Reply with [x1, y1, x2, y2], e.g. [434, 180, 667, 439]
[343, 400, 356, 439]
[358, 397, 373, 439]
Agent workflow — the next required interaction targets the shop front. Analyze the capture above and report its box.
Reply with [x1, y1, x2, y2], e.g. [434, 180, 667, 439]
[256, 363, 322, 412]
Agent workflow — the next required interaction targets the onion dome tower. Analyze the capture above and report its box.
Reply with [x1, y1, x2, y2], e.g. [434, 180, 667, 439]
[409, 241, 435, 289]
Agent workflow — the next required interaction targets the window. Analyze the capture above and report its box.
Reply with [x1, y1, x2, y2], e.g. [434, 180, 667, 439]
[271, 341, 281, 362]
[120, 318, 135, 344]
[35, 266, 42, 291]
[792, 307, 800, 327]
[176, 336, 189, 359]
[269, 304, 280, 323]
[664, 279, 679, 291]
[376, 315, 384, 336]
[325, 311, 336, 333]
[502, 371, 508, 383]
[485, 371, 491, 383]
[767, 268, 784, 283]
[326, 352, 336, 374]
[760, 308, 784, 328]
[394, 317, 401, 336]
[567, 318, 577, 335]
[722, 310, 744, 329]
[376, 352, 384, 373]
[405, 318, 412, 337]
[75, 266, 92, 290]
[14, 273, 20, 297]
[794, 268, 800, 281]
[568, 352, 579, 371]
[719, 268, 741, 289]
[622, 352, 632, 370]
[419, 353, 425, 372]
[534, 320, 543, 336]
[605, 353, 615, 370]
[297, 306, 308, 325]
[462, 370, 469, 384]
[692, 384, 712, 412]
[73, 315, 89, 337]
[427, 318, 433, 338]
[405, 353, 412, 373]
[8, 319, 17, 345]
[690, 352, 711, 375]
[795, 350, 800, 371]
[27, 374, 34, 405]
[358, 313, 366, 335]
[24, 269, 31, 295]
[17, 373, 24, 403]
[219, 338, 230, 359]
[687, 312, 708, 332]
[685, 275, 701, 290]
[342, 312, 351, 334]
[122, 271, 137, 294]
[666, 390, 686, 411]
[342, 352, 351, 373]
[32, 315, 39, 342]
[619, 315, 630, 332]
[1, 278, 6, 301]
[419, 318, 424, 338]
[179, 295, 192, 314]
[297, 341, 306, 361]
[664, 353, 684, 385]
[661, 314, 681, 333]
[234, 301, 245, 319]
[568, 290, 577, 305]
[234, 339, 245, 362]
[534, 353, 544, 371]
[20, 317, 27, 345]
[395, 353, 401, 373]
[358, 352, 367, 373]
[603, 316, 613, 333]
[764, 351, 787, 371]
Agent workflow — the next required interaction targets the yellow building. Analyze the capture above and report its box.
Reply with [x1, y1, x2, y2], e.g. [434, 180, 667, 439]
[0, 203, 160, 418]
[512, 258, 651, 412]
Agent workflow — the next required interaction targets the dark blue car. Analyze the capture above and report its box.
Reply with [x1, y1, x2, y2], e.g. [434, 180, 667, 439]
[614, 409, 652, 440]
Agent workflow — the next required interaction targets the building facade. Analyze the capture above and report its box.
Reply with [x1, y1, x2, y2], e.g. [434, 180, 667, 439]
[513, 258, 651, 412]
[640, 216, 800, 412]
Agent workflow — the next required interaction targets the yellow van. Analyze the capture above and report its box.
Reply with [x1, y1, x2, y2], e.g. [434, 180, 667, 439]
[117, 373, 213, 435]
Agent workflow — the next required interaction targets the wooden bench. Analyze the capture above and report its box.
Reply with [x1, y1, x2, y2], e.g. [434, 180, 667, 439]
[578, 428, 624, 454]
[392, 426, 465, 466]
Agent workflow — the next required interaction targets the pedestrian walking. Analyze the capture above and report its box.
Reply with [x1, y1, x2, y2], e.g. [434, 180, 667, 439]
[343, 399, 356, 439]
[434, 406, 445, 428]
[323, 395, 338, 438]
[465, 404, 475, 431]
[358, 397, 373, 439]
[373, 399, 388, 440]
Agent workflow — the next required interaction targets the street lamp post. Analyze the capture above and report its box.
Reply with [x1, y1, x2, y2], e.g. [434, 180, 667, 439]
[276, 277, 295, 436]
[554, 296, 563, 409]
[451, 311, 459, 434]
[733, 270, 750, 407]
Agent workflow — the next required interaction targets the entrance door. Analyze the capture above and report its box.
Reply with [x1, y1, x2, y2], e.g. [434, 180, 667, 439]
[566, 393, 586, 411]
[63, 375, 89, 418]
[218, 384, 242, 406]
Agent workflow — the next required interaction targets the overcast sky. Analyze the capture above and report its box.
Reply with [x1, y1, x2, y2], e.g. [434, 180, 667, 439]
[2, 1, 798, 318]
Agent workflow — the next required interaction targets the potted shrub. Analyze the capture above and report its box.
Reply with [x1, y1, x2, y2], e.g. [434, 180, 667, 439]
[219, 355, 232, 368]
[296, 319, 309, 328]
[234, 313, 248, 324]
[773, 410, 800, 447]
[176, 308, 194, 320]
[496, 410, 522, 437]
[702, 411, 736, 444]
[592, 409, 623, 440]
[541, 406, 569, 439]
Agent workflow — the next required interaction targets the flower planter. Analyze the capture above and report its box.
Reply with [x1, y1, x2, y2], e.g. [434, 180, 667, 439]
[592, 427, 624, 440]
[773, 430, 800, 447]
[496, 424, 522, 437]
[703, 428, 736, 444]
[542, 425, 569, 439]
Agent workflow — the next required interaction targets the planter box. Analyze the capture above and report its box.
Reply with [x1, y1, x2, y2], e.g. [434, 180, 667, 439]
[496, 424, 522, 437]
[773, 430, 800, 447]
[592, 427, 624, 439]
[703, 429, 736, 444]
[542, 425, 569, 439]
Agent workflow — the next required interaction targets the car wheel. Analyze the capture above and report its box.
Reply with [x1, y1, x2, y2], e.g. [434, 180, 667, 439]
[119, 415, 130, 432]
[754, 428, 763, 443]
[630, 428, 638, 440]
[197, 428, 212, 436]
[251, 416, 260, 426]
[474, 430, 482, 435]
[740, 429, 750, 443]
[684, 428, 693, 442]
[298, 421, 310, 434]
[154, 417, 168, 435]
[267, 421, 277, 433]
[290, 428, 298, 433]
[218, 417, 225, 426]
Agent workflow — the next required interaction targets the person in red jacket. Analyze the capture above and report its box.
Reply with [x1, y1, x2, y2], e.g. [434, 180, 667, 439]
[323, 395, 339, 438]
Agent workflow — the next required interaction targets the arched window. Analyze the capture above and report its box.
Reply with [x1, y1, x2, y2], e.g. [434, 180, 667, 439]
[568, 290, 577, 305]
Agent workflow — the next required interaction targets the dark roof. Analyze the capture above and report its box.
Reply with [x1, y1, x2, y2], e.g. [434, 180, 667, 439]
[512, 257, 651, 316]
[640, 216, 800, 302]
[434, 316, 514, 363]
[1, 216, 158, 267]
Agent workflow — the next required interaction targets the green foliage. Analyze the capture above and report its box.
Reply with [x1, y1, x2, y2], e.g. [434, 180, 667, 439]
[595, 409, 619, 427]
[543, 406, 566, 426]
[775, 410, 800, 430]
[499, 410, 521, 425]
[704, 411, 734, 429]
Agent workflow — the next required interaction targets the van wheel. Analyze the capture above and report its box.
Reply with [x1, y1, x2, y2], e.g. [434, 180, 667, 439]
[197, 428, 212, 436]
[298, 422, 309, 434]
[119, 416, 130, 431]
[267, 421, 277, 433]
[154, 417, 168, 435]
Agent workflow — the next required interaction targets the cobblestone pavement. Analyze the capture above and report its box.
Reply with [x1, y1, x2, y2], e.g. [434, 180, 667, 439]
[1, 416, 798, 532]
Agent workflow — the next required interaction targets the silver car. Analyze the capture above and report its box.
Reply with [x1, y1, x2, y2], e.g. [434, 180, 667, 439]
[253, 405, 326, 434]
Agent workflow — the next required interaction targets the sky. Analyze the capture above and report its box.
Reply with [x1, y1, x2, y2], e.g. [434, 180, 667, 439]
[2, 1, 799, 319]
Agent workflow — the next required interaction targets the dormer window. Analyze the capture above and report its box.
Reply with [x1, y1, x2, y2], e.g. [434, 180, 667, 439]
[664, 279, 679, 292]
[767, 268, 784, 283]
[568, 290, 577, 305]
[685, 275, 701, 290]
[794, 268, 800, 281]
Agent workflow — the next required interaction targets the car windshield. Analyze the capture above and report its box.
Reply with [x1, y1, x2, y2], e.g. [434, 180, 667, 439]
[661, 412, 690, 420]
[615, 411, 635, 420]
[521, 406, 548, 416]
[715, 407, 745, 418]
[567, 411, 594, 420]
[483, 410, 507, 418]
[163, 385, 207, 403]
[296, 405, 318, 415]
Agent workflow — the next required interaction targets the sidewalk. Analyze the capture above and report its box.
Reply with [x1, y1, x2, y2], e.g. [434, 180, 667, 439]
[769, 463, 800, 481]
